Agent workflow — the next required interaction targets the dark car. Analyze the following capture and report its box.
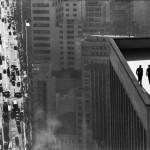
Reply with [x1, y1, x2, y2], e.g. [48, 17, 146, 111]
[3, 102, 8, 113]
[7, 68, 10, 77]
[14, 46, 17, 50]
[11, 64, 17, 69]
[0, 84, 3, 93]
[17, 82, 20, 87]
[0, 73, 2, 80]
[2, 91, 10, 98]
[9, 32, 11, 36]
[13, 31, 16, 35]
[0, 36, 2, 45]
[0, 57, 2, 65]
[1, 18, 4, 22]
[16, 70, 19, 76]
[14, 92, 22, 98]
[3, 69, 6, 74]
[11, 80, 15, 86]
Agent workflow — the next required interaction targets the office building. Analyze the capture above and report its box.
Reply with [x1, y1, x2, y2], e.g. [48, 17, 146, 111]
[31, 0, 58, 68]
[55, 0, 85, 70]
[85, 0, 110, 34]
[81, 35, 150, 149]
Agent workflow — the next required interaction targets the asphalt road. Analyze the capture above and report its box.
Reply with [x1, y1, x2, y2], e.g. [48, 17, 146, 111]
[0, 0, 26, 149]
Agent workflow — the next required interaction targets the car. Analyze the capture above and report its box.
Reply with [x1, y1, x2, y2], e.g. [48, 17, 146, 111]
[1, 18, 4, 22]
[11, 80, 15, 86]
[3, 69, 6, 74]
[17, 82, 20, 87]
[3, 102, 8, 113]
[9, 32, 11, 36]
[16, 70, 19, 76]
[0, 84, 3, 93]
[7, 68, 10, 77]
[0, 36, 2, 45]
[14, 46, 17, 50]
[0, 73, 2, 80]
[0, 57, 2, 65]
[2, 91, 10, 98]
[11, 64, 16, 68]
[14, 92, 22, 98]
[13, 31, 16, 35]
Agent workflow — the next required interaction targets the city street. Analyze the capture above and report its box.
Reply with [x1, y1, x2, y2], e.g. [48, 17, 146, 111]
[0, 0, 26, 149]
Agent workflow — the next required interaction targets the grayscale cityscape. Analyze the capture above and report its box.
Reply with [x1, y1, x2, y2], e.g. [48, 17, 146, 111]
[0, 0, 150, 150]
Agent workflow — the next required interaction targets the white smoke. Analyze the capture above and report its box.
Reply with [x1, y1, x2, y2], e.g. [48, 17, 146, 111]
[32, 109, 61, 150]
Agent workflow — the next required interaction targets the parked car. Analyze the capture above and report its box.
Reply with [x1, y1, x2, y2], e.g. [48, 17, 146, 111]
[14, 92, 22, 98]
[2, 91, 10, 98]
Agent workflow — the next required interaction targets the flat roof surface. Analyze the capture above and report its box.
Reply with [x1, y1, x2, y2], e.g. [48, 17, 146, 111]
[114, 38, 150, 60]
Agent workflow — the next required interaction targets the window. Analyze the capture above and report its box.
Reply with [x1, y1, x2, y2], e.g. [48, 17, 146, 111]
[73, 8, 77, 11]
[32, 10, 49, 14]
[66, 3, 69, 6]
[33, 30, 50, 34]
[34, 50, 50, 54]
[67, 36, 74, 39]
[34, 43, 50, 47]
[33, 23, 50, 27]
[67, 19, 74, 24]
[73, 3, 77, 6]
[32, 3, 49, 7]
[35, 56, 50, 61]
[66, 8, 69, 11]
[67, 52, 74, 55]
[73, 14, 77, 17]
[67, 31, 74, 34]
[33, 17, 50, 21]
[34, 37, 50, 41]
[67, 46, 74, 50]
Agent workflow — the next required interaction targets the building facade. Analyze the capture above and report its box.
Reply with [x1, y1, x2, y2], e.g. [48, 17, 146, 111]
[55, 0, 85, 70]
[81, 35, 150, 149]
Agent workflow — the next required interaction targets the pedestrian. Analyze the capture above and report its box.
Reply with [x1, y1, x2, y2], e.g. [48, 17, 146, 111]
[136, 65, 143, 86]
[146, 65, 150, 84]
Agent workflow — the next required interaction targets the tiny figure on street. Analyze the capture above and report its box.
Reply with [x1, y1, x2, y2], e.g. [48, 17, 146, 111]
[146, 65, 150, 84]
[136, 65, 143, 86]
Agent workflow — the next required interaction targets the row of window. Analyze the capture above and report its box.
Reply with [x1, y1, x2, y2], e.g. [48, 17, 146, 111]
[65, 3, 77, 6]
[65, 8, 77, 12]
[33, 30, 50, 34]
[34, 43, 50, 47]
[34, 36, 50, 41]
[60, 62, 74, 65]
[32, 3, 49, 7]
[60, 51, 74, 54]
[33, 17, 50, 21]
[33, 23, 50, 27]
[34, 56, 50, 61]
[32, 10, 49, 14]
[34, 50, 50, 54]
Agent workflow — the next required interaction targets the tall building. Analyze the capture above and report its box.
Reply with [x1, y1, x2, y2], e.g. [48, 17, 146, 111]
[85, 0, 110, 34]
[110, 1, 133, 35]
[55, 0, 85, 70]
[31, 0, 58, 68]
[85, 0, 134, 35]
[81, 35, 150, 149]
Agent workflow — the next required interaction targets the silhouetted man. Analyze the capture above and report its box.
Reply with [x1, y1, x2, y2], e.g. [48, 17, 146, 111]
[136, 65, 143, 86]
[146, 65, 150, 84]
